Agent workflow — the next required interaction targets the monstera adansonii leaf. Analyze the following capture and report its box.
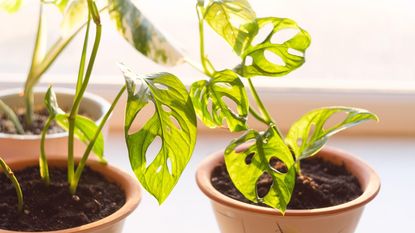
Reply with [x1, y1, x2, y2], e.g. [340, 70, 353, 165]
[285, 107, 379, 161]
[190, 69, 249, 132]
[236, 17, 311, 78]
[225, 126, 295, 212]
[120, 64, 197, 204]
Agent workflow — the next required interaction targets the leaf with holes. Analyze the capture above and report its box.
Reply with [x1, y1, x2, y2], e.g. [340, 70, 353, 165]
[0, 0, 22, 13]
[235, 17, 311, 78]
[203, 0, 258, 55]
[225, 126, 295, 212]
[286, 107, 379, 161]
[44, 87, 106, 163]
[120, 65, 197, 204]
[108, 0, 184, 66]
[190, 69, 248, 132]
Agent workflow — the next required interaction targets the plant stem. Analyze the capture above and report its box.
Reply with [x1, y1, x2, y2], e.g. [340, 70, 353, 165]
[196, 3, 215, 76]
[24, 3, 46, 126]
[68, 1, 102, 184]
[39, 116, 52, 185]
[247, 79, 284, 137]
[70, 85, 126, 194]
[0, 100, 24, 134]
[0, 158, 24, 212]
[76, 15, 91, 94]
[249, 106, 268, 125]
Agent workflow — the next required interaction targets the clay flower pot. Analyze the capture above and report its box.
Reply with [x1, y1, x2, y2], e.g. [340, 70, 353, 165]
[0, 88, 110, 160]
[196, 147, 380, 233]
[0, 156, 141, 233]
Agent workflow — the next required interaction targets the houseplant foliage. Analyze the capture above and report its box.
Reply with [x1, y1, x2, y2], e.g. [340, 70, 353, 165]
[0, 0, 184, 130]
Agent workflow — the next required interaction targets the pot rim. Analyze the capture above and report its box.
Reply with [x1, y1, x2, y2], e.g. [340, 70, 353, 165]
[0, 156, 141, 233]
[0, 87, 110, 140]
[196, 146, 381, 216]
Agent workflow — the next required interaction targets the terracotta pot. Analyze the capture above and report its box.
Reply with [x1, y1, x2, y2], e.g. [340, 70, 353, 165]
[0, 88, 110, 160]
[0, 156, 141, 233]
[196, 147, 381, 233]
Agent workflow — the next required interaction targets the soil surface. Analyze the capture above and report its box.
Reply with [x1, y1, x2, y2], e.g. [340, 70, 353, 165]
[211, 156, 362, 209]
[0, 109, 64, 135]
[0, 166, 126, 231]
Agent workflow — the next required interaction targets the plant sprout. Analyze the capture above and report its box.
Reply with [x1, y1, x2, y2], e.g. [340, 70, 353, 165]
[0, 157, 23, 212]
[0, 0, 184, 130]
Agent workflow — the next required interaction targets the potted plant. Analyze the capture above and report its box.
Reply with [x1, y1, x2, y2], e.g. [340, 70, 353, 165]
[0, 0, 184, 159]
[187, 1, 381, 233]
[0, 0, 198, 231]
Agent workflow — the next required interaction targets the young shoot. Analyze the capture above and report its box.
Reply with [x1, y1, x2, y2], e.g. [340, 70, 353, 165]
[0, 158, 24, 212]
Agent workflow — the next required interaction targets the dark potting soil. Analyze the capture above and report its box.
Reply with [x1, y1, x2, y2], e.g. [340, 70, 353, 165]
[0, 166, 126, 231]
[0, 109, 64, 135]
[211, 156, 362, 210]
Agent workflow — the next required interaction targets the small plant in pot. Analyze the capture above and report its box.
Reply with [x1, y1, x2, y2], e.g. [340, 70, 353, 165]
[0, 1, 195, 231]
[185, 1, 380, 233]
[0, 0, 183, 159]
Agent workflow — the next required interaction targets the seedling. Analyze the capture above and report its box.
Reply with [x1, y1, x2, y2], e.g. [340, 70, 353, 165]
[0, 158, 23, 212]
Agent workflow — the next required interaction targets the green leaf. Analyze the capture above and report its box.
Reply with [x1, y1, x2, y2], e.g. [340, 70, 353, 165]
[236, 17, 311, 78]
[190, 69, 248, 132]
[203, 0, 258, 55]
[286, 107, 379, 161]
[52, 0, 70, 13]
[120, 64, 197, 204]
[56, 114, 106, 163]
[225, 126, 295, 212]
[44, 87, 106, 163]
[0, 0, 23, 13]
[108, 0, 184, 66]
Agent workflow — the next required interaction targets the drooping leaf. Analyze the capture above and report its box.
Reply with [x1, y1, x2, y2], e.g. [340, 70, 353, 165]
[225, 126, 295, 212]
[203, 0, 258, 55]
[190, 70, 248, 132]
[120, 64, 197, 204]
[44, 87, 106, 163]
[108, 0, 184, 66]
[285, 107, 379, 161]
[236, 17, 311, 78]
[0, 0, 23, 13]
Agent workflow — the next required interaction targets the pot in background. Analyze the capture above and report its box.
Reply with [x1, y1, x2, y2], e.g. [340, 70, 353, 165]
[0, 88, 110, 160]
[0, 156, 141, 233]
[196, 147, 381, 233]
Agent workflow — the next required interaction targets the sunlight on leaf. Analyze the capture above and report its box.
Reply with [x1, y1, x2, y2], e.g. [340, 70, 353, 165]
[190, 69, 248, 132]
[108, 0, 184, 66]
[203, 0, 258, 55]
[285, 107, 379, 161]
[225, 126, 295, 212]
[120, 64, 197, 204]
[236, 17, 311, 78]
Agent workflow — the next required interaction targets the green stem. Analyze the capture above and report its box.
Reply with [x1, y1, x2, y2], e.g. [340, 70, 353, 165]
[70, 85, 126, 194]
[76, 15, 91, 94]
[39, 116, 52, 185]
[24, 3, 45, 126]
[0, 100, 24, 134]
[249, 106, 268, 125]
[196, 3, 215, 76]
[0, 158, 24, 212]
[68, 1, 102, 184]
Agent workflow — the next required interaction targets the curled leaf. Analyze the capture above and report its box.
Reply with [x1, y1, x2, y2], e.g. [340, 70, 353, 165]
[225, 126, 295, 212]
[190, 69, 248, 132]
[203, 0, 258, 55]
[120, 64, 197, 204]
[108, 0, 184, 66]
[285, 107, 379, 161]
[236, 17, 311, 78]
[44, 87, 106, 163]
